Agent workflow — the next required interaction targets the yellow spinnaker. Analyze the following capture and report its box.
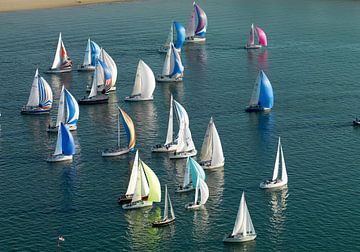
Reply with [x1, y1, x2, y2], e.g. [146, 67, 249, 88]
[140, 160, 161, 202]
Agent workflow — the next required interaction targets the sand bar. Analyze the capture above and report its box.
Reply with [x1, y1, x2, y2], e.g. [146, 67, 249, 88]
[0, 0, 126, 13]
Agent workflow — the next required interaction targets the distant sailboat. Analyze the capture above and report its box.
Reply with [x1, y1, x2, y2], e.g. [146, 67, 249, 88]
[45, 33, 73, 73]
[152, 95, 178, 152]
[78, 58, 110, 105]
[245, 24, 267, 49]
[78, 38, 101, 71]
[185, 176, 209, 209]
[156, 43, 184, 83]
[152, 184, 176, 227]
[102, 107, 136, 157]
[169, 100, 197, 159]
[199, 117, 225, 169]
[176, 157, 206, 193]
[185, 2, 208, 43]
[122, 150, 161, 210]
[47, 86, 79, 132]
[159, 21, 185, 53]
[223, 192, 256, 243]
[245, 70, 274, 112]
[125, 60, 156, 101]
[260, 137, 288, 189]
[47, 122, 76, 162]
[21, 69, 53, 115]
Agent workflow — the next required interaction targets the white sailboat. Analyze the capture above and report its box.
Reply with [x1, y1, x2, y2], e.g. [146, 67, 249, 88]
[223, 192, 256, 243]
[199, 117, 225, 169]
[125, 60, 156, 101]
[21, 69, 53, 115]
[185, 177, 209, 210]
[152, 185, 176, 227]
[260, 137, 288, 189]
[156, 43, 184, 83]
[176, 157, 206, 193]
[47, 122, 76, 162]
[45, 33, 73, 73]
[78, 38, 101, 71]
[152, 95, 178, 152]
[169, 100, 197, 159]
[47, 86, 79, 132]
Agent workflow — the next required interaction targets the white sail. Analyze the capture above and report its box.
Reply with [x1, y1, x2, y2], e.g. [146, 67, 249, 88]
[125, 150, 139, 195]
[232, 192, 255, 236]
[200, 118, 213, 162]
[132, 164, 142, 203]
[89, 62, 103, 98]
[55, 86, 65, 127]
[169, 189, 175, 219]
[199, 178, 209, 205]
[272, 138, 281, 181]
[210, 119, 224, 166]
[51, 33, 62, 70]
[186, 6, 196, 38]
[280, 142, 288, 184]
[183, 157, 191, 188]
[140, 161, 150, 197]
[131, 60, 155, 99]
[100, 48, 117, 87]
[174, 100, 195, 153]
[249, 72, 261, 106]
[131, 60, 142, 96]
[83, 38, 92, 66]
[194, 177, 200, 204]
[26, 69, 40, 107]
[54, 124, 63, 155]
[163, 185, 168, 219]
[164, 23, 174, 46]
[164, 95, 174, 145]
[162, 45, 172, 76]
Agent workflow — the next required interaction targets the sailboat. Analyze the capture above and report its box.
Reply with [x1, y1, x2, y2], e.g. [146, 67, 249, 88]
[122, 151, 161, 210]
[102, 107, 136, 157]
[78, 58, 110, 105]
[156, 43, 184, 83]
[151, 95, 178, 152]
[152, 184, 176, 227]
[47, 122, 76, 162]
[245, 24, 267, 49]
[169, 100, 197, 159]
[21, 69, 53, 115]
[86, 48, 117, 92]
[185, 2, 208, 43]
[260, 137, 288, 189]
[78, 38, 101, 71]
[245, 70, 274, 112]
[47, 86, 79, 132]
[223, 192, 256, 242]
[45, 33, 73, 73]
[199, 117, 225, 169]
[185, 177, 209, 210]
[125, 60, 156, 101]
[176, 157, 206, 193]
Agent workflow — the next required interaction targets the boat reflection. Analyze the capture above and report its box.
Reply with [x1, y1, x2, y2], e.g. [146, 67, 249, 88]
[49, 72, 73, 91]
[258, 50, 268, 71]
[191, 204, 209, 239]
[268, 188, 289, 243]
[248, 112, 275, 153]
[224, 241, 257, 252]
[204, 168, 224, 208]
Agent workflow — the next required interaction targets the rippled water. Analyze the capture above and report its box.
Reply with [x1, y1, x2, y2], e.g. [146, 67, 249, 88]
[1, 0, 360, 251]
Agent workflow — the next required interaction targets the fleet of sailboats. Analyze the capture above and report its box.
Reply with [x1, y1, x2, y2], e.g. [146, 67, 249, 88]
[78, 38, 101, 71]
[245, 24, 267, 49]
[246, 70, 274, 112]
[45, 33, 73, 73]
[185, 2, 208, 43]
[156, 42, 184, 83]
[47, 122, 76, 162]
[176, 157, 206, 193]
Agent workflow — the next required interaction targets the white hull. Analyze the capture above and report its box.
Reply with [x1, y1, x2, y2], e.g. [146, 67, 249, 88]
[78, 65, 95, 72]
[21, 106, 50, 115]
[151, 144, 177, 153]
[122, 200, 153, 210]
[175, 185, 194, 193]
[185, 202, 202, 210]
[223, 233, 257, 243]
[156, 75, 183, 83]
[259, 180, 287, 189]
[124, 96, 153, 102]
[44, 68, 72, 74]
[46, 154, 73, 163]
[185, 37, 206, 43]
[169, 149, 197, 159]
[47, 124, 77, 132]
[102, 147, 130, 157]
[200, 161, 225, 170]
[86, 85, 116, 92]
[245, 44, 262, 49]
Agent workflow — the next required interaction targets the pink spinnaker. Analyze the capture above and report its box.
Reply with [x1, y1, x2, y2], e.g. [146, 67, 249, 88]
[256, 26, 267, 46]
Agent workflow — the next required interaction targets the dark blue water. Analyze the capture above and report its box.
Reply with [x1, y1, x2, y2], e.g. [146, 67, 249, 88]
[1, 0, 360, 251]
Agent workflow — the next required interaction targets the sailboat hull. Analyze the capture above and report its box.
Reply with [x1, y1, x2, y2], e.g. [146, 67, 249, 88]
[46, 154, 73, 163]
[118, 195, 148, 205]
[102, 147, 130, 157]
[122, 200, 153, 210]
[169, 149, 197, 159]
[200, 161, 225, 170]
[223, 233, 257, 243]
[185, 202, 202, 210]
[124, 96, 154, 102]
[152, 217, 176, 227]
[244, 44, 262, 49]
[47, 124, 77, 132]
[185, 37, 206, 43]
[78, 94, 109, 105]
[151, 144, 178, 153]
[156, 75, 183, 83]
[86, 85, 116, 92]
[44, 68, 72, 74]
[21, 106, 50, 115]
[245, 105, 271, 112]
[259, 180, 287, 189]
[78, 65, 96, 72]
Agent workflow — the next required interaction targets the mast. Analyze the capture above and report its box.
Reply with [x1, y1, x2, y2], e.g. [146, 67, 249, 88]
[117, 111, 121, 147]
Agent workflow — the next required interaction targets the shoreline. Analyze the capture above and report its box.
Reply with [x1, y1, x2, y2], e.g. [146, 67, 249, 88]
[0, 0, 129, 13]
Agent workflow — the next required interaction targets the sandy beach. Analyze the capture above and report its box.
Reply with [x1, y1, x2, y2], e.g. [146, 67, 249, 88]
[0, 0, 125, 13]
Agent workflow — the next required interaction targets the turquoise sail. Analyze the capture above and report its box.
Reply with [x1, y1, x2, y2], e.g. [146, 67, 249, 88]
[189, 157, 206, 185]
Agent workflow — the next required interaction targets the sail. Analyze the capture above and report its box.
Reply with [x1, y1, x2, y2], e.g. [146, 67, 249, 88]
[169, 191, 175, 219]
[258, 70, 274, 109]
[210, 119, 224, 166]
[83, 38, 92, 66]
[60, 123, 75, 155]
[38, 75, 53, 109]
[247, 24, 255, 46]
[183, 157, 192, 188]
[55, 87, 65, 127]
[194, 3, 208, 38]
[200, 117, 213, 161]
[165, 23, 174, 46]
[100, 49, 117, 88]
[64, 88, 79, 126]
[141, 160, 161, 202]
[131, 60, 142, 96]
[174, 100, 194, 153]
[26, 69, 40, 107]
[132, 165, 142, 203]
[170, 44, 184, 78]
[140, 163, 150, 197]
[232, 192, 255, 236]
[186, 4, 196, 38]
[194, 177, 200, 204]
[164, 95, 174, 145]
[174, 21, 186, 50]
[126, 150, 139, 195]
[248, 72, 261, 106]
[162, 45, 172, 76]
[89, 60, 102, 98]
[98, 58, 113, 91]
[90, 40, 101, 66]
[163, 185, 168, 219]
[119, 108, 136, 151]
[280, 141, 288, 184]
[255, 26, 267, 46]
[131, 60, 155, 99]
[189, 157, 206, 186]
[51, 33, 62, 69]
[54, 124, 63, 156]
[232, 192, 246, 236]
[272, 137, 281, 181]
[199, 178, 209, 205]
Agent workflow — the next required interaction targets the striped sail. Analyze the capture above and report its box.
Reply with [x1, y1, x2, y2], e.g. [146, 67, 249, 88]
[64, 88, 79, 126]
[54, 122, 75, 156]
[119, 108, 136, 151]
[90, 40, 101, 66]
[98, 58, 113, 91]
[170, 44, 184, 78]
[99, 49, 117, 88]
[194, 3, 208, 38]
[38, 74, 53, 109]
